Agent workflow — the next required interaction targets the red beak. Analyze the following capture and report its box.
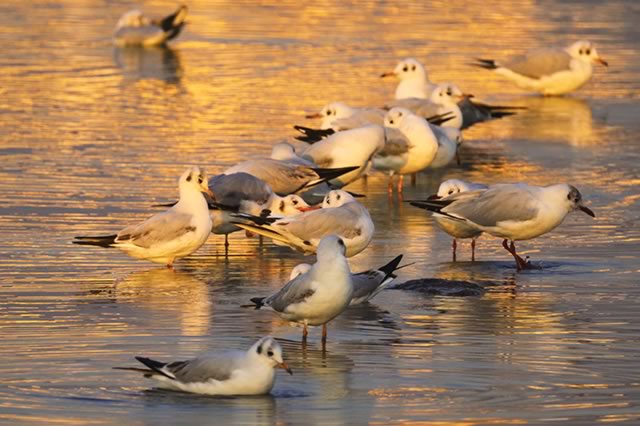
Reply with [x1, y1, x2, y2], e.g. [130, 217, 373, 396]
[298, 205, 321, 212]
[305, 113, 323, 119]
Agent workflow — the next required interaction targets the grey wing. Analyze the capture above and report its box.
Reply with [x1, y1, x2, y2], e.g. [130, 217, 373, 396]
[116, 210, 195, 248]
[210, 173, 272, 207]
[301, 142, 335, 168]
[114, 26, 165, 45]
[265, 273, 316, 312]
[504, 49, 572, 79]
[380, 128, 410, 155]
[332, 109, 385, 130]
[167, 353, 240, 383]
[351, 271, 385, 300]
[388, 98, 439, 117]
[278, 203, 366, 240]
[227, 160, 316, 195]
[443, 185, 539, 227]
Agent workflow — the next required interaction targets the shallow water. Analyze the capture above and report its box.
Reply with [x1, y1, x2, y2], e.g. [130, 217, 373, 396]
[1, 0, 639, 424]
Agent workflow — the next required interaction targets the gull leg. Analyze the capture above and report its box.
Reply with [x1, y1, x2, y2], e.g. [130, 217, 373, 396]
[452, 239, 457, 262]
[510, 240, 530, 270]
[322, 324, 327, 343]
[397, 175, 404, 193]
[410, 173, 417, 185]
[387, 174, 394, 194]
[302, 323, 308, 339]
[455, 149, 461, 166]
[166, 260, 175, 270]
[471, 239, 476, 262]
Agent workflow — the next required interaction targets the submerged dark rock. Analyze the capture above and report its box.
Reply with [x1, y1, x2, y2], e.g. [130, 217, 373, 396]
[390, 278, 486, 297]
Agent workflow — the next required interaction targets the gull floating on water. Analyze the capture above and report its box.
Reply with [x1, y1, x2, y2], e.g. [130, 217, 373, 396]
[113, 5, 188, 47]
[249, 235, 353, 343]
[232, 190, 374, 257]
[472, 40, 608, 95]
[408, 183, 595, 270]
[115, 336, 292, 395]
[290, 254, 405, 305]
[73, 166, 212, 268]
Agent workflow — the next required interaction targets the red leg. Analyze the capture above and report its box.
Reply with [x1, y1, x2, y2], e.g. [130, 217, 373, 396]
[471, 239, 476, 262]
[397, 175, 404, 193]
[387, 175, 394, 194]
[452, 239, 457, 262]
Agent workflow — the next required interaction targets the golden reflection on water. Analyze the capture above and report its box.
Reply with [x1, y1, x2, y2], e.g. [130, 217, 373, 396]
[0, 0, 639, 424]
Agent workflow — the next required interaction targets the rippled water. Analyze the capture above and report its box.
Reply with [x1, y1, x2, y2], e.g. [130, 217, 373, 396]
[1, 0, 639, 424]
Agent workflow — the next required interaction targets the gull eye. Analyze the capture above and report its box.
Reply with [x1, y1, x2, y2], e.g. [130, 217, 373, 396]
[325, 110, 331, 116]
[398, 112, 403, 117]
[585, 48, 591, 55]
[579, 49, 583, 55]
[446, 88, 452, 96]
[336, 194, 341, 201]
[292, 199, 298, 205]
[411, 65, 416, 71]
[198, 177, 203, 184]
[389, 119, 394, 125]
[448, 190, 454, 195]
[267, 350, 274, 357]
[402, 66, 408, 72]
[257, 346, 262, 354]
[186, 175, 192, 182]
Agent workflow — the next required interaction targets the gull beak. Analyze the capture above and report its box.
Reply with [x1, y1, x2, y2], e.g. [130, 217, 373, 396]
[380, 71, 395, 78]
[578, 205, 595, 217]
[427, 194, 441, 200]
[298, 204, 321, 212]
[278, 361, 293, 375]
[202, 188, 214, 199]
[462, 93, 474, 98]
[305, 113, 323, 119]
[595, 57, 608, 67]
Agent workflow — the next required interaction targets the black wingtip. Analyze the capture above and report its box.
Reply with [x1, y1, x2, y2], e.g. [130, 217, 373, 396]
[378, 254, 404, 279]
[312, 166, 359, 181]
[471, 58, 498, 70]
[231, 213, 277, 226]
[134, 356, 175, 379]
[72, 234, 117, 248]
[293, 125, 335, 144]
[425, 112, 454, 126]
[250, 297, 265, 309]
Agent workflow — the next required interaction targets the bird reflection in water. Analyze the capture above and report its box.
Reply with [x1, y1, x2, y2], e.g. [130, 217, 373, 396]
[114, 45, 183, 84]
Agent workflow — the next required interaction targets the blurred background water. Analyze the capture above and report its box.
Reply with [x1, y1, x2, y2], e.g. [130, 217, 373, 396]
[0, 0, 639, 424]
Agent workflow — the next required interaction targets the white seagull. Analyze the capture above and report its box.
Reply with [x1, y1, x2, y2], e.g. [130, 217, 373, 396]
[387, 83, 466, 129]
[381, 57, 437, 99]
[409, 183, 595, 270]
[115, 336, 292, 396]
[232, 190, 374, 257]
[290, 254, 405, 305]
[249, 235, 353, 343]
[113, 5, 188, 47]
[411, 179, 488, 262]
[74, 166, 213, 268]
[473, 40, 608, 95]
[372, 108, 439, 192]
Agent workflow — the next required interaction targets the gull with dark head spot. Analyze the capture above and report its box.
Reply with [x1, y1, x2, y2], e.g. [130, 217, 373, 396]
[113, 5, 188, 47]
[73, 166, 212, 268]
[473, 40, 608, 95]
[249, 235, 353, 344]
[115, 336, 291, 396]
[409, 183, 595, 270]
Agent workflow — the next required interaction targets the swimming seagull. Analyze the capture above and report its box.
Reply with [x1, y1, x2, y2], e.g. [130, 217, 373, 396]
[408, 183, 595, 270]
[410, 179, 488, 262]
[231, 190, 374, 257]
[73, 166, 213, 268]
[249, 235, 353, 343]
[114, 336, 292, 396]
[289, 254, 406, 305]
[113, 5, 188, 47]
[472, 40, 608, 95]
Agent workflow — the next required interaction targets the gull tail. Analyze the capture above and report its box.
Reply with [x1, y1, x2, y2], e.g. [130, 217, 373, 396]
[249, 297, 265, 309]
[294, 166, 359, 192]
[134, 356, 176, 380]
[159, 5, 188, 41]
[471, 58, 498, 70]
[293, 126, 335, 144]
[406, 199, 465, 221]
[73, 234, 117, 248]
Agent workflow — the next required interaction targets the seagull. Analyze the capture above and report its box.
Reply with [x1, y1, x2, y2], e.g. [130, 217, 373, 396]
[372, 108, 439, 193]
[386, 84, 465, 129]
[408, 183, 595, 270]
[224, 157, 357, 196]
[305, 102, 386, 130]
[382, 58, 521, 127]
[410, 179, 488, 262]
[290, 254, 405, 305]
[208, 172, 313, 249]
[300, 125, 386, 187]
[249, 235, 353, 343]
[231, 190, 374, 257]
[428, 127, 463, 169]
[74, 166, 213, 268]
[114, 336, 292, 396]
[472, 40, 608, 95]
[113, 5, 188, 47]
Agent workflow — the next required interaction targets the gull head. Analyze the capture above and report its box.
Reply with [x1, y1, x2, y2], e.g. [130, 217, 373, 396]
[306, 102, 353, 120]
[430, 84, 462, 105]
[275, 195, 312, 215]
[381, 58, 427, 81]
[317, 234, 347, 258]
[566, 185, 595, 217]
[384, 107, 413, 128]
[250, 337, 292, 375]
[289, 263, 312, 280]
[116, 10, 149, 29]
[567, 41, 608, 67]
[270, 142, 297, 161]
[179, 166, 213, 198]
[436, 179, 472, 198]
[322, 190, 355, 208]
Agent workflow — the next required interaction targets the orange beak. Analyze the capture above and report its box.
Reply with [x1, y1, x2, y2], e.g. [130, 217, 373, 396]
[278, 362, 293, 375]
[380, 71, 395, 78]
[462, 93, 474, 98]
[595, 58, 608, 67]
[305, 113, 323, 119]
[298, 205, 321, 212]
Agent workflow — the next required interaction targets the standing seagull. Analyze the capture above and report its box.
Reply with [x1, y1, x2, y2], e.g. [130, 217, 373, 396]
[115, 336, 292, 396]
[473, 40, 608, 95]
[113, 5, 188, 47]
[250, 235, 353, 344]
[408, 183, 595, 270]
[232, 190, 374, 257]
[410, 179, 488, 262]
[74, 166, 213, 268]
